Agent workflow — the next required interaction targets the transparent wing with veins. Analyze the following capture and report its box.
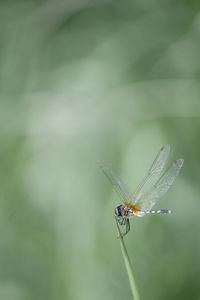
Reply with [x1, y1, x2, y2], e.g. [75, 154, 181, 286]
[133, 145, 171, 203]
[135, 158, 184, 212]
[101, 145, 183, 213]
[100, 165, 134, 204]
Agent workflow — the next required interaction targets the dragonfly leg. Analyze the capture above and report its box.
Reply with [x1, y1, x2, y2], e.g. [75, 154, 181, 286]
[125, 218, 130, 235]
[121, 218, 130, 237]
[116, 217, 130, 237]
[117, 217, 124, 225]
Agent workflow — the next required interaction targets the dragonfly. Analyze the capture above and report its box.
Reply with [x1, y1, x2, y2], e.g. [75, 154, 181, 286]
[101, 145, 184, 237]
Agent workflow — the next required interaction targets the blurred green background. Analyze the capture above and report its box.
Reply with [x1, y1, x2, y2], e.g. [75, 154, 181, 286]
[1, 0, 200, 299]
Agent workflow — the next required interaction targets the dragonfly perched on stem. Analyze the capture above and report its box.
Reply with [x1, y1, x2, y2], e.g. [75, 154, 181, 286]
[101, 145, 184, 237]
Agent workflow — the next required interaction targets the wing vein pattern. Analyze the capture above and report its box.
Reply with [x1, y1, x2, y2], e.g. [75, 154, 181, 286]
[135, 158, 184, 211]
[134, 145, 171, 202]
[100, 165, 134, 204]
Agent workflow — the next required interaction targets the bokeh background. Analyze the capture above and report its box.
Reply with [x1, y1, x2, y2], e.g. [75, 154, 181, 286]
[1, 0, 200, 299]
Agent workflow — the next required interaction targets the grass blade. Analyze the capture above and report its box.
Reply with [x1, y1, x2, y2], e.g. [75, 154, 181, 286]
[115, 217, 141, 300]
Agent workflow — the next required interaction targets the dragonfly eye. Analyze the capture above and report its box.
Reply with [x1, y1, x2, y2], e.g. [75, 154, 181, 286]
[115, 205, 123, 216]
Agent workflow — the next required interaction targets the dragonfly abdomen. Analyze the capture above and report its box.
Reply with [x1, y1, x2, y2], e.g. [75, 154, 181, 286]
[138, 209, 172, 216]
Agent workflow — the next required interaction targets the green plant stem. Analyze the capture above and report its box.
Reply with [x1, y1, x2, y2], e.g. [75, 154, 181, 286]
[115, 217, 141, 300]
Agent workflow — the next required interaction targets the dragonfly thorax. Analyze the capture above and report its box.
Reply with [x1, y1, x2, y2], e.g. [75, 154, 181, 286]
[115, 205, 123, 217]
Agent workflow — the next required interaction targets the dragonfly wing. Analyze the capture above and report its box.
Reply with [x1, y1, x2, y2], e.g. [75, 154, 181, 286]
[134, 145, 171, 203]
[136, 158, 184, 211]
[101, 165, 135, 204]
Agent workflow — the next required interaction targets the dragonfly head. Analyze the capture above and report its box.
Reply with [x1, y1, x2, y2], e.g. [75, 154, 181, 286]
[115, 205, 123, 217]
